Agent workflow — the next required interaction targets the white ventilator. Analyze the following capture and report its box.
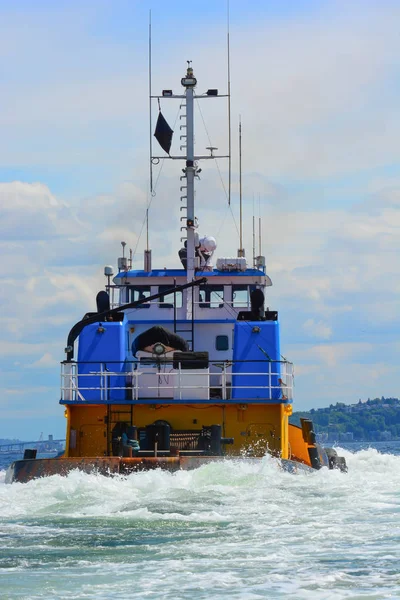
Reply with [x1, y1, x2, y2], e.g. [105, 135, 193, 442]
[216, 257, 247, 272]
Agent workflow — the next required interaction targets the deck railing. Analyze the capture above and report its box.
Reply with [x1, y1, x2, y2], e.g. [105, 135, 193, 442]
[60, 359, 293, 403]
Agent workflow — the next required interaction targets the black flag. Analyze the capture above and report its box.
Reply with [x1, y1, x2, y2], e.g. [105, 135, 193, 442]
[154, 111, 173, 154]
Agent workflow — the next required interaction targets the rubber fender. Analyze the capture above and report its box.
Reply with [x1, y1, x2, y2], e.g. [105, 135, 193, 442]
[300, 418, 316, 445]
[325, 447, 348, 473]
[23, 449, 37, 460]
[308, 446, 321, 469]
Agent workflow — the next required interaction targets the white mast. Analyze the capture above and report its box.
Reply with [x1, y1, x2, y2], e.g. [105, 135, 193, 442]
[151, 64, 229, 316]
[182, 62, 196, 286]
[181, 63, 197, 321]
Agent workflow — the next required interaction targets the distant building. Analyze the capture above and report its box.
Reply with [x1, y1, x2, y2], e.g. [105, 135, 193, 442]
[339, 432, 354, 442]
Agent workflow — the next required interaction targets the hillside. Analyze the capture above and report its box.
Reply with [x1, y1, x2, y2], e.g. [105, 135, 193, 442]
[290, 397, 400, 442]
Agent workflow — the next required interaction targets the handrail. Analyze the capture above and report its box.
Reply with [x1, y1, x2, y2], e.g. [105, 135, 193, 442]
[60, 358, 293, 403]
[61, 359, 292, 365]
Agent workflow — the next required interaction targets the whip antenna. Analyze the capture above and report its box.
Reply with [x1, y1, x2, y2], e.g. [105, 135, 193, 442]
[145, 9, 152, 270]
[258, 194, 262, 256]
[227, 0, 232, 206]
[148, 10, 153, 200]
[238, 116, 245, 257]
[252, 194, 256, 268]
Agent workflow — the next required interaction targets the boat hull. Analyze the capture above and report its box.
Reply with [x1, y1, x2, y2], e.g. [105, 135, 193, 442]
[5, 455, 314, 483]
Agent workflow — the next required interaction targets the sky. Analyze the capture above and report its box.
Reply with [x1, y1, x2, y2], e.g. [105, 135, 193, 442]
[1, 0, 400, 440]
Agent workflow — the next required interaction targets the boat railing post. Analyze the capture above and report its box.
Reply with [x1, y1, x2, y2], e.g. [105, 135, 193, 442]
[269, 361, 272, 399]
[63, 362, 73, 402]
[65, 363, 68, 401]
[178, 362, 182, 400]
[288, 362, 293, 399]
[72, 363, 76, 402]
[106, 363, 110, 402]
[100, 362, 104, 402]
[222, 362, 227, 400]
[136, 368, 139, 400]
[60, 363, 64, 401]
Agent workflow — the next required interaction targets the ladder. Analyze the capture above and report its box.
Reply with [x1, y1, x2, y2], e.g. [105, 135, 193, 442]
[106, 405, 133, 456]
[173, 281, 195, 351]
[179, 98, 188, 246]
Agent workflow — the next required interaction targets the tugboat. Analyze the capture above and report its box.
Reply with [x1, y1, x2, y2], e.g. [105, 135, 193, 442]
[6, 64, 346, 483]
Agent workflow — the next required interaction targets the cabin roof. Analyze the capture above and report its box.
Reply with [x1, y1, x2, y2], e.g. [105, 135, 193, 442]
[114, 268, 266, 280]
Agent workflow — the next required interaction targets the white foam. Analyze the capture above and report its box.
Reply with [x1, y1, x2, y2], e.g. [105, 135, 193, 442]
[1, 449, 400, 599]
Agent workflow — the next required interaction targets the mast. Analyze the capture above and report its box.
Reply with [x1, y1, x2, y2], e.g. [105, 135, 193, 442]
[182, 62, 197, 286]
[151, 64, 229, 315]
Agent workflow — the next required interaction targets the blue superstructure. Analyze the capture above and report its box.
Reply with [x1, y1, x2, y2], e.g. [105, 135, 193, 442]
[231, 321, 281, 400]
[77, 319, 127, 401]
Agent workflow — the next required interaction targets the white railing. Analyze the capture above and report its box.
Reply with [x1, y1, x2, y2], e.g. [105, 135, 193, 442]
[60, 360, 293, 403]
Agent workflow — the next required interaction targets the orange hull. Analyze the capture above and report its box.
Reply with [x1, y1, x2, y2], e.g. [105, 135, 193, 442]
[5, 455, 231, 484]
[5, 455, 315, 484]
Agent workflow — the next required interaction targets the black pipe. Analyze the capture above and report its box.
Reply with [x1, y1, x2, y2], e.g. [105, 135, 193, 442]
[65, 277, 207, 361]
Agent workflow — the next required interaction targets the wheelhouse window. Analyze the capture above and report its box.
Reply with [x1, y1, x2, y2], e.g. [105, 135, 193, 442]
[199, 284, 224, 308]
[128, 286, 151, 308]
[158, 285, 182, 309]
[232, 284, 256, 308]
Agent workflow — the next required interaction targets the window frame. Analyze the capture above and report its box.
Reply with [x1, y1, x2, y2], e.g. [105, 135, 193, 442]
[128, 285, 151, 309]
[232, 284, 256, 308]
[215, 334, 229, 351]
[198, 284, 224, 309]
[158, 285, 182, 309]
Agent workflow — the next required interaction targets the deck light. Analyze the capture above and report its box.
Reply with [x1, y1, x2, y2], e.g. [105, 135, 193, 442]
[181, 76, 197, 87]
[153, 343, 166, 356]
[206, 89, 218, 96]
[162, 90, 173, 96]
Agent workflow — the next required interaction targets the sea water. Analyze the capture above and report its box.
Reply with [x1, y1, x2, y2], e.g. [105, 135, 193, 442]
[0, 445, 399, 599]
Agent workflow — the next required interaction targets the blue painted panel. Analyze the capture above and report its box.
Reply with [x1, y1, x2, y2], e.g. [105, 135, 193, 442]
[231, 321, 282, 400]
[114, 269, 186, 279]
[77, 321, 127, 401]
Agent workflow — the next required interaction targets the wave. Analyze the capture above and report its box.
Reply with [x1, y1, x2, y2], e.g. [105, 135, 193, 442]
[1, 448, 399, 521]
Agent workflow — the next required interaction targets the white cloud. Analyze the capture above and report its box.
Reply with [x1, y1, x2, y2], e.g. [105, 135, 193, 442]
[30, 353, 58, 369]
[303, 319, 332, 340]
[305, 342, 374, 368]
[2, 3, 400, 434]
[0, 2, 400, 179]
